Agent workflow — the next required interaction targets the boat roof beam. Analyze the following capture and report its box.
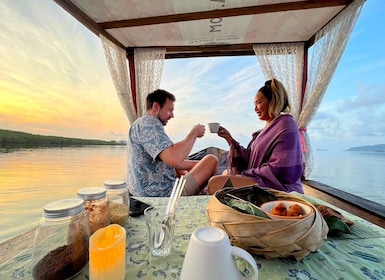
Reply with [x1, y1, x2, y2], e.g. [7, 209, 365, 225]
[99, 0, 353, 29]
[54, 0, 354, 56]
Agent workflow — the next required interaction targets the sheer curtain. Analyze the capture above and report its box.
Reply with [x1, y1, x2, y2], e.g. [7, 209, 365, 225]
[100, 34, 165, 124]
[134, 48, 166, 116]
[298, 0, 364, 177]
[253, 43, 304, 121]
[253, 0, 364, 178]
[100, 34, 136, 124]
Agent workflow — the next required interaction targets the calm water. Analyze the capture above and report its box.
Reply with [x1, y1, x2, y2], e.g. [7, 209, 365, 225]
[0, 146, 127, 244]
[309, 149, 385, 204]
[1, 146, 384, 244]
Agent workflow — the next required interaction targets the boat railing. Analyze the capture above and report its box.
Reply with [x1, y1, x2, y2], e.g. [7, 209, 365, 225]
[302, 180, 385, 229]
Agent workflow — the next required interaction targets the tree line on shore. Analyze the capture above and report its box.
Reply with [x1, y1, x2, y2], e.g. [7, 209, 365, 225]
[0, 129, 126, 147]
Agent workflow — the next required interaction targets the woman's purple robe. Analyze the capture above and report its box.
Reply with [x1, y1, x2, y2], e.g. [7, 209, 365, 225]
[230, 114, 304, 193]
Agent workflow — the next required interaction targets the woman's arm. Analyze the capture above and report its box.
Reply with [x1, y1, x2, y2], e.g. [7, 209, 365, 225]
[217, 126, 234, 146]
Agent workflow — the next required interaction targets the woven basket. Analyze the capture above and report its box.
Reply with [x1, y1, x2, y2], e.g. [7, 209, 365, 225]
[206, 186, 329, 261]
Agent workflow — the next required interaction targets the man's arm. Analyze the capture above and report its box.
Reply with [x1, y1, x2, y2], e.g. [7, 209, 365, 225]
[159, 124, 205, 169]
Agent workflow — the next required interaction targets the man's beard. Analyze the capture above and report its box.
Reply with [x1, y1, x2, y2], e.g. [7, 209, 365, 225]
[158, 116, 167, 126]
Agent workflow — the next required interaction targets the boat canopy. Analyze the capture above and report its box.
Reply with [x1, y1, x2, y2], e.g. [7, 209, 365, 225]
[53, 0, 366, 177]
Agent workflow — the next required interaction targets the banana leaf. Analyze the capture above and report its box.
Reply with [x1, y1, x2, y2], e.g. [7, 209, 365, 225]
[224, 197, 270, 219]
[217, 184, 277, 206]
[324, 216, 352, 235]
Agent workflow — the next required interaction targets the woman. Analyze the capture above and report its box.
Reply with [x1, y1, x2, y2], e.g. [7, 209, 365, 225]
[214, 79, 304, 193]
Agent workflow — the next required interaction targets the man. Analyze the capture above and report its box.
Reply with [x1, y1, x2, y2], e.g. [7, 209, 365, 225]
[127, 89, 218, 197]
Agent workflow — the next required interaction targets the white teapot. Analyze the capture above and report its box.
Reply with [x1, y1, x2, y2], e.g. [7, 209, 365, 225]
[180, 226, 258, 280]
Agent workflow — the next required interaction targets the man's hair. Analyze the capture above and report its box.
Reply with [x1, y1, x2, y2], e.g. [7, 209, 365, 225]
[146, 89, 176, 110]
[258, 78, 290, 117]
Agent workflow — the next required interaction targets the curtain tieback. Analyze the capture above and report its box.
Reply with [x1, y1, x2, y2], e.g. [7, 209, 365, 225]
[299, 128, 308, 153]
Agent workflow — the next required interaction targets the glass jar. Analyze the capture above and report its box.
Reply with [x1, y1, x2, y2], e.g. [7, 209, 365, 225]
[77, 187, 110, 234]
[104, 180, 130, 226]
[31, 198, 90, 280]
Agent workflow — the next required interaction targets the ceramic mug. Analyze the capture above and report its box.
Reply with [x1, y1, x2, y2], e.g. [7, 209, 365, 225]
[208, 122, 220, 133]
[180, 226, 258, 280]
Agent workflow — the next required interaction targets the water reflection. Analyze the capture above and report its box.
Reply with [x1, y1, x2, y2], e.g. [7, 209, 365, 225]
[0, 146, 127, 243]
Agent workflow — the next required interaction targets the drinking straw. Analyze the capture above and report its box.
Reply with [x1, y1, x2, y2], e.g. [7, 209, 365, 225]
[171, 176, 186, 213]
[159, 177, 186, 248]
[166, 178, 179, 215]
[166, 175, 186, 216]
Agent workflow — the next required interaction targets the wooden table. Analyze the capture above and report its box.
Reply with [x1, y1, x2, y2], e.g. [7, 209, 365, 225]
[1, 195, 385, 279]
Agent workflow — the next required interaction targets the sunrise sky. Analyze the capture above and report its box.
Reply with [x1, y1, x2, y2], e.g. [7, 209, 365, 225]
[1, 0, 384, 151]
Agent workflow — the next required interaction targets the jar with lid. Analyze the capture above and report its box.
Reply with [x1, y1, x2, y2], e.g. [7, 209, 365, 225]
[104, 180, 130, 226]
[31, 198, 90, 280]
[77, 187, 110, 234]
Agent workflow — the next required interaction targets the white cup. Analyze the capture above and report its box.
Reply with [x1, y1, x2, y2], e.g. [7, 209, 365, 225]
[180, 226, 258, 280]
[208, 122, 220, 133]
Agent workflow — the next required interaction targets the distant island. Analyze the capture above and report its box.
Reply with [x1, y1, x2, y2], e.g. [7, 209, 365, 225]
[0, 129, 126, 148]
[347, 144, 385, 152]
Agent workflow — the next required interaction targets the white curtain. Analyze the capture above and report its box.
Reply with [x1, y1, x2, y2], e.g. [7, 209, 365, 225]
[100, 34, 136, 124]
[298, 0, 364, 178]
[253, 0, 364, 178]
[134, 48, 166, 116]
[253, 43, 304, 121]
[100, 34, 166, 124]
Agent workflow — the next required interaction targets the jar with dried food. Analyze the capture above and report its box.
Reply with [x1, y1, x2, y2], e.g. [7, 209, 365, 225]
[77, 187, 110, 234]
[31, 198, 90, 280]
[104, 180, 130, 226]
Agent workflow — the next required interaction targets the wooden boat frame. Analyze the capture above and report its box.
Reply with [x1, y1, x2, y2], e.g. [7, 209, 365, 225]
[52, 0, 385, 228]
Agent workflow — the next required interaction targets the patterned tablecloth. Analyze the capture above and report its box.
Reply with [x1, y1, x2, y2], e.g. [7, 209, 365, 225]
[1, 195, 385, 280]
